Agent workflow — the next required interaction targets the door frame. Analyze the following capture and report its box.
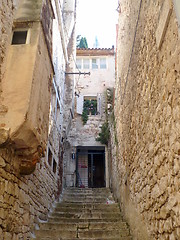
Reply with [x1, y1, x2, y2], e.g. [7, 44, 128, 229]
[76, 146, 105, 188]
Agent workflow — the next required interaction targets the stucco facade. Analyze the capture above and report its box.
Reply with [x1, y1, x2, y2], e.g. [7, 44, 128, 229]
[110, 0, 180, 239]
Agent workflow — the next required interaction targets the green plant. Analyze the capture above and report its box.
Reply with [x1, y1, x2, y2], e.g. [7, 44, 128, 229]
[107, 88, 114, 103]
[96, 122, 110, 145]
[81, 99, 97, 124]
[77, 36, 88, 49]
[90, 100, 97, 115]
[82, 108, 88, 125]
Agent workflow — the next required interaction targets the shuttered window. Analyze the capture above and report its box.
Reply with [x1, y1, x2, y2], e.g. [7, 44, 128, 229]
[76, 95, 84, 115]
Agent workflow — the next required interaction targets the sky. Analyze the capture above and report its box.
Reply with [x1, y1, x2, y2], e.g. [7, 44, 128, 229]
[76, 0, 119, 48]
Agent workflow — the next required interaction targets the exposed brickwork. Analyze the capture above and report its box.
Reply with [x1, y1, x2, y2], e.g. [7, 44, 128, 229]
[110, 0, 180, 239]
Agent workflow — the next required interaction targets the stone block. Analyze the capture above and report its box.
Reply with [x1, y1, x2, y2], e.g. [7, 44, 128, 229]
[160, 206, 169, 219]
[164, 218, 173, 232]
[173, 158, 179, 175]
[0, 156, 6, 167]
[169, 232, 176, 240]
[4, 232, 12, 240]
[0, 128, 9, 145]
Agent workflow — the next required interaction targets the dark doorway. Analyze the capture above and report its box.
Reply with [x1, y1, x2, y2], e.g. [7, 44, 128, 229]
[76, 147, 105, 188]
[88, 153, 105, 188]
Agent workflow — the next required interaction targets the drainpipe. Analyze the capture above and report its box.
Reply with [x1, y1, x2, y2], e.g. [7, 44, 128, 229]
[54, 0, 68, 64]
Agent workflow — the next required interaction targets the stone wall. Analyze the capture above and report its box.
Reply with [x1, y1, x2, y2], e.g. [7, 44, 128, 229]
[111, 0, 180, 239]
[0, 147, 60, 239]
[0, 0, 75, 239]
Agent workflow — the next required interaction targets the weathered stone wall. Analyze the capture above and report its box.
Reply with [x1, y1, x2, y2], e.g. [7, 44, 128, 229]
[111, 0, 180, 239]
[0, 148, 59, 239]
[0, 0, 75, 238]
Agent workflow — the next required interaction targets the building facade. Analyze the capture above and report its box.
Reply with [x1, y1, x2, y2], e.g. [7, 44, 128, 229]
[111, 0, 180, 239]
[0, 0, 76, 239]
[64, 47, 115, 189]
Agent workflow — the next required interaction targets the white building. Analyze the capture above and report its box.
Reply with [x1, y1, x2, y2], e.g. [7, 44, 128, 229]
[64, 47, 115, 188]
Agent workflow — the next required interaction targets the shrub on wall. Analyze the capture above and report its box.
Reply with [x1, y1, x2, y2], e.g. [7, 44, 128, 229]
[96, 122, 110, 145]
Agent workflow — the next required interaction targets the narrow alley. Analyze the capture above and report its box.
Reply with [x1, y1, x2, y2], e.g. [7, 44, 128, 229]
[0, 0, 179, 240]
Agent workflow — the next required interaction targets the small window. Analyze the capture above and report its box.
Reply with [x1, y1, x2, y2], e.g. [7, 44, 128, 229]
[83, 97, 97, 115]
[12, 31, 28, 45]
[48, 148, 53, 166]
[83, 59, 90, 69]
[92, 59, 98, 69]
[53, 159, 57, 174]
[100, 58, 107, 69]
[76, 59, 82, 69]
[56, 101, 61, 127]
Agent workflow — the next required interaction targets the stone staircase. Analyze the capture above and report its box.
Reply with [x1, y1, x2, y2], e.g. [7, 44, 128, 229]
[33, 188, 132, 240]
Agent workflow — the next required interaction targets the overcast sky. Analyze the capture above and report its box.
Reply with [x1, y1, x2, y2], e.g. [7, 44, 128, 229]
[76, 0, 118, 48]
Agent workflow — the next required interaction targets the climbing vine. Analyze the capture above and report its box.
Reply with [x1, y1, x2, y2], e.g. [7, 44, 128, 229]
[96, 121, 110, 145]
[81, 99, 97, 125]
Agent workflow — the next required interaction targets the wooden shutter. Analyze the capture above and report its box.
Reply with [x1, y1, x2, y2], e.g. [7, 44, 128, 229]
[76, 95, 84, 115]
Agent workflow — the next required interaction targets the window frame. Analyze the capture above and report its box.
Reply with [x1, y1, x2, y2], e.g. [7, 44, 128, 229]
[83, 59, 90, 69]
[11, 28, 30, 45]
[83, 96, 98, 116]
[100, 58, 107, 69]
[92, 58, 98, 69]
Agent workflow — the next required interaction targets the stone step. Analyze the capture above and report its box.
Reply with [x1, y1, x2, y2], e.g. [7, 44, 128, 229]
[39, 222, 129, 231]
[48, 218, 123, 223]
[62, 198, 108, 203]
[64, 187, 111, 193]
[33, 237, 132, 240]
[55, 202, 119, 209]
[33, 188, 132, 240]
[62, 191, 112, 198]
[54, 207, 120, 213]
[35, 229, 131, 239]
[62, 189, 111, 194]
[78, 229, 131, 238]
[50, 212, 122, 219]
[62, 195, 111, 201]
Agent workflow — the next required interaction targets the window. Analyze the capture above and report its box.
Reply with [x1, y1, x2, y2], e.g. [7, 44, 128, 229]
[83, 59, 90, 69]
[76, 58, 82, 69]
[56, 100, 61, 129]
[83, 97, 97, 115]
[11, 30, 28, 45]
[53, 159, 57, 174]
[92, 59, 98, 69]
[48, 148, 53, 166]
[100, 58, 107, 69]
